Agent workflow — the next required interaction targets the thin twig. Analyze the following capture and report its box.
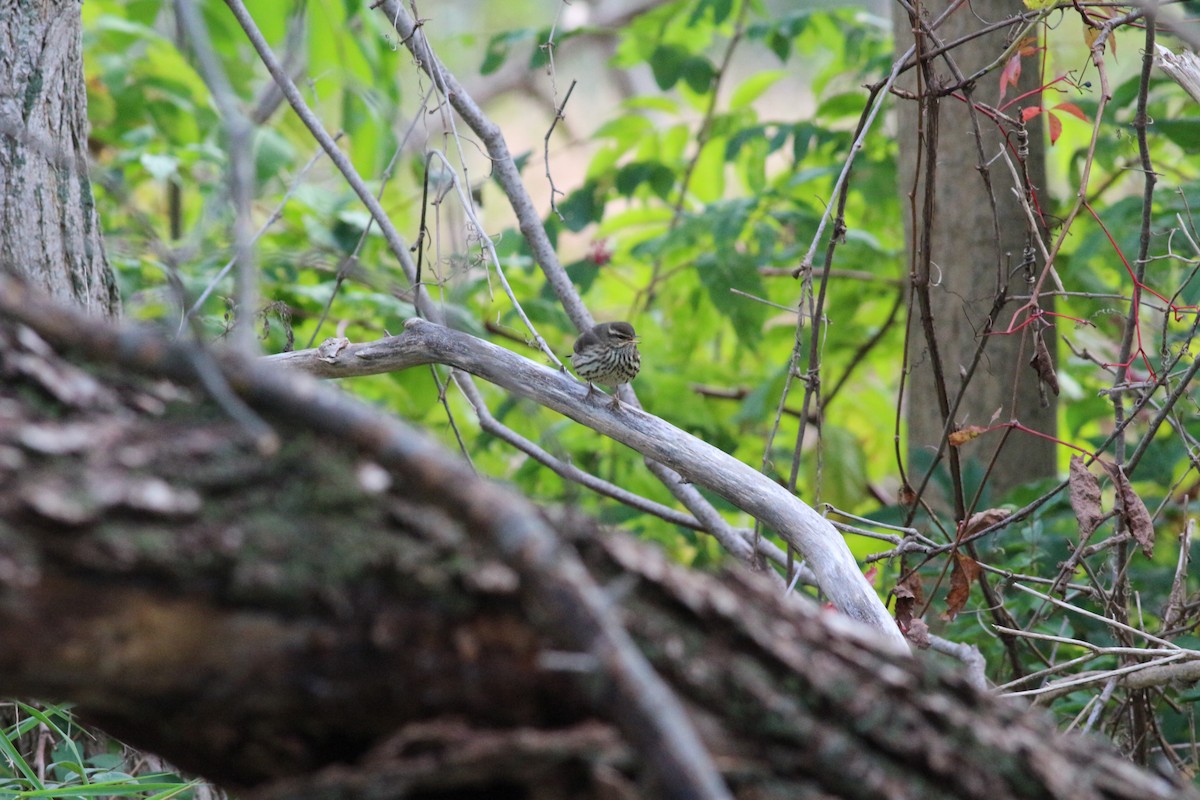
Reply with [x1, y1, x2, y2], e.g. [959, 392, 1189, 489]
[175, 0, 258, 353]
[544, 79, 577, 221]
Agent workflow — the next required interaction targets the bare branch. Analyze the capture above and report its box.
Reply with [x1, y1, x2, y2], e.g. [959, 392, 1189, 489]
[266, 320, 909, 652]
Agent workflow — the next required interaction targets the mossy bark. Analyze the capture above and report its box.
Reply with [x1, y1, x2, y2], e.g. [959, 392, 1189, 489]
[0, 293, 1188, 800]
[0, 0, 119, 315]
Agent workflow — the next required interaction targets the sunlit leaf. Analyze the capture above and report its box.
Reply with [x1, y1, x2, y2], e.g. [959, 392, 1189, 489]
[730, 70, 786, 110]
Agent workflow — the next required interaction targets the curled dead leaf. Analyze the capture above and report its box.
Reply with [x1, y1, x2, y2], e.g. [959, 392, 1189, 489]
[961, 508, 1009, 539]
[948, 425, 989, 447]
[1098, 459, 1155, 557]
[1029, 332, 1059, 397]
[903, 618, 931, 649]
[1068, 455, 1104, 539]
[893, 575, 924, 631]
[942, 553, 981, 622]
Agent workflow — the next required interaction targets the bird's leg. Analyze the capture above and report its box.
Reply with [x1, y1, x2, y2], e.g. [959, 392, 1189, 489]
[584, 381, 599, 400]
[608, 385, 624, 410]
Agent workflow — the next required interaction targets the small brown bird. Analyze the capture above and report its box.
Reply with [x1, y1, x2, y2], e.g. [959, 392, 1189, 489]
[571, 321, 641, 409]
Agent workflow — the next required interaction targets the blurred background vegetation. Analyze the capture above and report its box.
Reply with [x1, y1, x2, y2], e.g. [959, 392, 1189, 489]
[6, 0, 1200, 794]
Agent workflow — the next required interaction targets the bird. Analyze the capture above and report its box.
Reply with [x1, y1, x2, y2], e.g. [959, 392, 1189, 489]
[570, 321, 641, 410]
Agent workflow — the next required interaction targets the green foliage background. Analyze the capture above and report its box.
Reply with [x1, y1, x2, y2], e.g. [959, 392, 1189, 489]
[86, 0, 911, 553]
[83, 0, 1200, 629]
[8, 0, 1200, 793]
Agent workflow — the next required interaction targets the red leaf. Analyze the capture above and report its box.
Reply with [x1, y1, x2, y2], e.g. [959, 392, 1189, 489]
[1020, 105, 1043, 123]
[1052, 101, 1088, 121]
[999, 51, 1022, 100]
[1047, 111, 1063, 145]
[1068, 455, 1104, 539]
[1017, 36, 1042, 58]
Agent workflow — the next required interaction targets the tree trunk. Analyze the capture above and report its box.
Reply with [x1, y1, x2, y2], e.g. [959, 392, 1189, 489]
[894, 0, 1056, 504]
[0, 0, 119, 316]
[0, 277, 1189, 800]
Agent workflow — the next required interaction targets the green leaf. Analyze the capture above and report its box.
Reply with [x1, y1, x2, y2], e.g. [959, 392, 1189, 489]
[691, 0, 734, 25]
[559, 180, 604, 232]
[736, 134, 768, 193]
[1156, 119, 1200, 151]
[726, 125, 765, 159]
[481, 29, 530, 75]
[730, 70, 785, 110]
[690, 136, 727, 203]
[682, 56, 717, 93]
[564, 258, 601, 295]
[138, 153, 177, 181]
[709, 196, 755, 245]
[592, 114, 656, 151]
[695, 249, 767, 344]
[623, 96, 680, 114]
[124, 0, 165, 26]
[805, 424, 869, 511]
[649, 44, 688, 89]
[254, 128, 295, 185]
[1108, 74, 1144, 110]
[816, 91, 867, 119]
[733, 365, 789, 425]
[530, 27, 580, 70]
[766, 29, 791, 61]
[792, 122, 816, 162]
[616, 161, 676, 199]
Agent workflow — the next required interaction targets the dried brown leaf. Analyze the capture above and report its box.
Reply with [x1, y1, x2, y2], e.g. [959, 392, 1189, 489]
[1098, 459, 1155, 557]
[893, 575, 923, 631]
[942, 554, 981, 621]
[1068, 455, 1104, 538]
[1029, 332, 1059, 396]
[962, 508, 1009, 538]
[1163, 521, 1193, 630]
[903, 617, 931, 649]
[896, 574, 924, 604]
[948, 425, 988, 447]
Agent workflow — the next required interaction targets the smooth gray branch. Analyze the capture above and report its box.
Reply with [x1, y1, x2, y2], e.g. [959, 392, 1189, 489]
[267, 320, 909, 653]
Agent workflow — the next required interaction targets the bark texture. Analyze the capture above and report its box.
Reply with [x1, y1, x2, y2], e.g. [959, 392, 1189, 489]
[0, 277, 1191, 800]
[894, 0, 1056, 500]
[0, 0, 119, 316]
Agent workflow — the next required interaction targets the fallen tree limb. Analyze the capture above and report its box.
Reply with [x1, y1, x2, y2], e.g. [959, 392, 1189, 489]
[0, 277, 1192, 799]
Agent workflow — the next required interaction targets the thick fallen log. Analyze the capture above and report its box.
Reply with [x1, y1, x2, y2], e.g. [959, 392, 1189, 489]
[0, 278, 1191, 799]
